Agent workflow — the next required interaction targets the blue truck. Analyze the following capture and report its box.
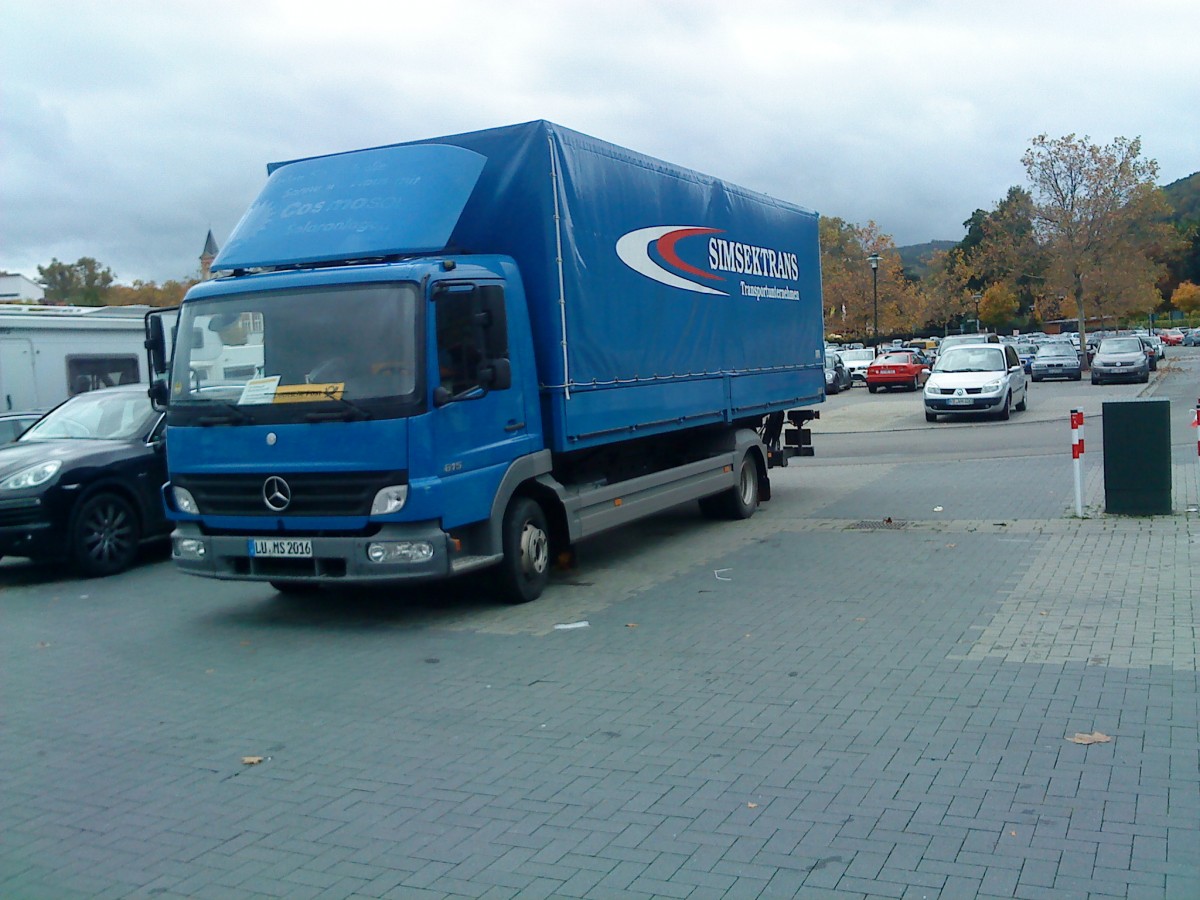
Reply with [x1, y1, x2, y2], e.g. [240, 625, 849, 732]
[145, 120, 824, 602]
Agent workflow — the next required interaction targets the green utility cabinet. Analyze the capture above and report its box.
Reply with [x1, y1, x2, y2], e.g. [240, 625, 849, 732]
[1102, 399, 1172, 515]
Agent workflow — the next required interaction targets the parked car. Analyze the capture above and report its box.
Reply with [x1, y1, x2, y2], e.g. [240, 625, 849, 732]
[1143, 332, 1165, 360]
[824, 351, 853, 395]
[1030, 343, 1083, 381]
[923, 342, 1028, 422]
[1183, 329, 1200, 347]
[1091, 337, 1151, 385]
[1160, 328, 1185, 346]
[938, 333, 999, 354]
[1136, 335, 1159, 371]
[838, 348, 877, 384]
[866, 351, 931, 392]
[1014, 342, 1038, 374]
[0, 411, 44, 443]
[0, 385, 169, 576]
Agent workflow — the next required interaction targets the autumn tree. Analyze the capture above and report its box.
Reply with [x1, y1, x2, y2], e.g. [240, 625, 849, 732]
[1172, 281, 1200, 316]
[978, 284, 1019, 330]
[819, 217, 922, 343]
[913, 248, 972, 334]
[37, 257, 116, 306]
[1022, 134, 1176, 364]
[108, 279, 195, 308]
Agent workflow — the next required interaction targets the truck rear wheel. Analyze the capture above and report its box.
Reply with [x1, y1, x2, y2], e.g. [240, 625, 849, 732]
[699, 453, 761, 521]
[499, 496, 550, 604]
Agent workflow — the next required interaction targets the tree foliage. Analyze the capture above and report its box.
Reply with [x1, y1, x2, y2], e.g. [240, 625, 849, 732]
[37, 257, 116, 306]
[108, 280, 194, 308]
[1172, 281, 1200, 315]
[1021, 133, 1177, 345]
[820, 217, 924, 342]
[979, 284, 1018, 329]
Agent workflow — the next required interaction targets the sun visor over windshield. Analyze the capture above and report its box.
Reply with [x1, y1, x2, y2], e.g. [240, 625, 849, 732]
[212, 144, 487, 271]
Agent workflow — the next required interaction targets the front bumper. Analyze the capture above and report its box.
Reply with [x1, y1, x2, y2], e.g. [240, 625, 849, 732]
[171, 520, 456, 583]
[1091, 364, 1147, 382]
[924, 392, 1006, 415]
[0, 496, 63, 560]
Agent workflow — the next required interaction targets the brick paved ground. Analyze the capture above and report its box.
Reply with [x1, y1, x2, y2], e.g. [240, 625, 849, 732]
[2, 433, 1197, 898]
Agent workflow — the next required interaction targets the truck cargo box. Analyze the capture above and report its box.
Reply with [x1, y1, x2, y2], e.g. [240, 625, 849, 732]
[218, 121, 825, 453]
[427, 121, 823, 452]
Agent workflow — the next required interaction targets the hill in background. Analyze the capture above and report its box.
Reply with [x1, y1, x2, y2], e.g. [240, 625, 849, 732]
[1163, 171, 1200, 221]
[896, 240, 957, 279]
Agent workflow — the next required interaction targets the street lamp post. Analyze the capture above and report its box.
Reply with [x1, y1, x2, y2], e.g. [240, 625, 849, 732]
[972, 292, 982, 333]
[867, 254, 881, 351]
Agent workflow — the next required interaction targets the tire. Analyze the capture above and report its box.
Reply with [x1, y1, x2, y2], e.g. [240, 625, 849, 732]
[1073, 373, 1082, 381]
[925, 410, 937, 422]
[70, 492, 141, 577]
[1015, 388, 1027, 412]
[868, 384, 878, 393]
[998, 392, 1011, 421]
[498, 496, 551, 604]
[1141, 371, 1150, 384]
[910, 377, 919, 391]
[270, 580, 320, 595]
[699, 452, 761, 521]
[1091, 376, 1100, 385]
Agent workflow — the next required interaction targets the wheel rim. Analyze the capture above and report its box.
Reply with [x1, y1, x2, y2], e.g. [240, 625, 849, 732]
[82, 499, 136, 567]
[738, 461, 756, 506]
[519, 520, 549, 577]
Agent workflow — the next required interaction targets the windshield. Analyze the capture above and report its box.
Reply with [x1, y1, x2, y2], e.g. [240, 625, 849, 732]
[23, 390, 158, 441]
[1099, 338, 1143, 354]
[1036, 344, 1076, 358]
[934, 346, 1005, 373]
[170, 283, 421, 410]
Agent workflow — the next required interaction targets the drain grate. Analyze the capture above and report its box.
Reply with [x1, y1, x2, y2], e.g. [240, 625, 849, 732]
[848, 519, 908, 530]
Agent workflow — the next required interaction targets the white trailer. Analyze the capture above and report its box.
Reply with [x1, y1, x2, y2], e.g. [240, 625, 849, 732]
[0, 305, 154, 412]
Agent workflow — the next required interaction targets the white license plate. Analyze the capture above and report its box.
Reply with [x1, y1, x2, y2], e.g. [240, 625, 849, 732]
[879, 368, 895, 374]
[249, 538, 313, 558]
[949, 398, 973, 406]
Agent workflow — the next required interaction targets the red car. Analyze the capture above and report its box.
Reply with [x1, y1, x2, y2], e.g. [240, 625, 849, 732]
[866, 350, 931, 392]
[1160, 329, 1184, 346]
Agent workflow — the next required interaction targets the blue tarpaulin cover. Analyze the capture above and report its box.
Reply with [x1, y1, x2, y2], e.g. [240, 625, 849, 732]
[217, 121, 824, 451]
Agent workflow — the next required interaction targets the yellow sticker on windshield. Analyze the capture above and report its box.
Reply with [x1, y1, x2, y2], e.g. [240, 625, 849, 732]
[273, 383, 345, 403]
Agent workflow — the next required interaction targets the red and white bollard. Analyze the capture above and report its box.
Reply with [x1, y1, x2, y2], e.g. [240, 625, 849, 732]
[1071, 409, 1085, 517]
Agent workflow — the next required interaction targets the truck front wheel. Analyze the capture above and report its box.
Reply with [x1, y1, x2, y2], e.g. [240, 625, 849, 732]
[699, 453, 761, 521]
[499, 496, 550, 604]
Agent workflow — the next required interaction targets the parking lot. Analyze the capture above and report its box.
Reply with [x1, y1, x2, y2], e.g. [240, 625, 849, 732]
[3, 351, 1198, 899]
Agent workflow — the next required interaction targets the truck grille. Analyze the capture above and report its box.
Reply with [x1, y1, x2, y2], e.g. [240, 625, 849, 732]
[173, 470, 406, 517]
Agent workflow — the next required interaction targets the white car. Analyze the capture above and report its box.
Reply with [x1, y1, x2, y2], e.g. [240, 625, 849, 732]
[838, 348, 877, 384]
[923, 343, 1028, 422]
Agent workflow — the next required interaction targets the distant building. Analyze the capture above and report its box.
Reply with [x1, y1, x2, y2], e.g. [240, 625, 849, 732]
[0, 272, 46, 303]
[200, 230, 219, 281]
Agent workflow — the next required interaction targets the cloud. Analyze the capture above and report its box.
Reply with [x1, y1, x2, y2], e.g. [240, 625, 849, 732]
[2, 0, 1196, 284]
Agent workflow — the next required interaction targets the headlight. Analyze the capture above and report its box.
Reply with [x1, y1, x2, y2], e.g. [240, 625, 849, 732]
[172, 486, 199, 514]
[0, 460, 62, 490]
[983, 379, 1004, 393]
[370, 485, 409, 515]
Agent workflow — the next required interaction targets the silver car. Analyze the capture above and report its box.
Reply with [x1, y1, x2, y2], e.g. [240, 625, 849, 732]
[1091, 337, 1150, 385]
[923, 343, 1028, 422]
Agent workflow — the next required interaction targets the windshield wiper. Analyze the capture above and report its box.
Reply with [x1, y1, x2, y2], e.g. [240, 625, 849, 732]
[305, 393, 373, 422]
[197, 402, 256, 426]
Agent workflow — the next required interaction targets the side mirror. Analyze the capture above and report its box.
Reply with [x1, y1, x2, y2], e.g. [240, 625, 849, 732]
[145, 313, 169, 376]
[148, 380, 170, 411]
[480, 358, 512, 390]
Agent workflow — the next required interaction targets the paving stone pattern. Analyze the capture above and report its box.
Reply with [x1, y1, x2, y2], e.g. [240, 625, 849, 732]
[2, 449, 1197, 898]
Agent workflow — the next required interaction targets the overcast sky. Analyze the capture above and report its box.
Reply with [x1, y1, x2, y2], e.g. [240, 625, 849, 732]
[3, 0, 1197, 286]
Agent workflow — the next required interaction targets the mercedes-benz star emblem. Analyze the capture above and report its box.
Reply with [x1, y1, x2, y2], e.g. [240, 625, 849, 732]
[263, 476, 292, 512]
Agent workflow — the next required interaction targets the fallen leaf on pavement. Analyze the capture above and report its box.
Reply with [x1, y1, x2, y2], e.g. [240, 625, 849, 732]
[747, 802, 758, 808]
[1067, 732, 1111, 745]
[242, 756, 265, 765]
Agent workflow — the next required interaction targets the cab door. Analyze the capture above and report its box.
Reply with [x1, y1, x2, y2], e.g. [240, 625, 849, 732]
[429, 281, 532, 528]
